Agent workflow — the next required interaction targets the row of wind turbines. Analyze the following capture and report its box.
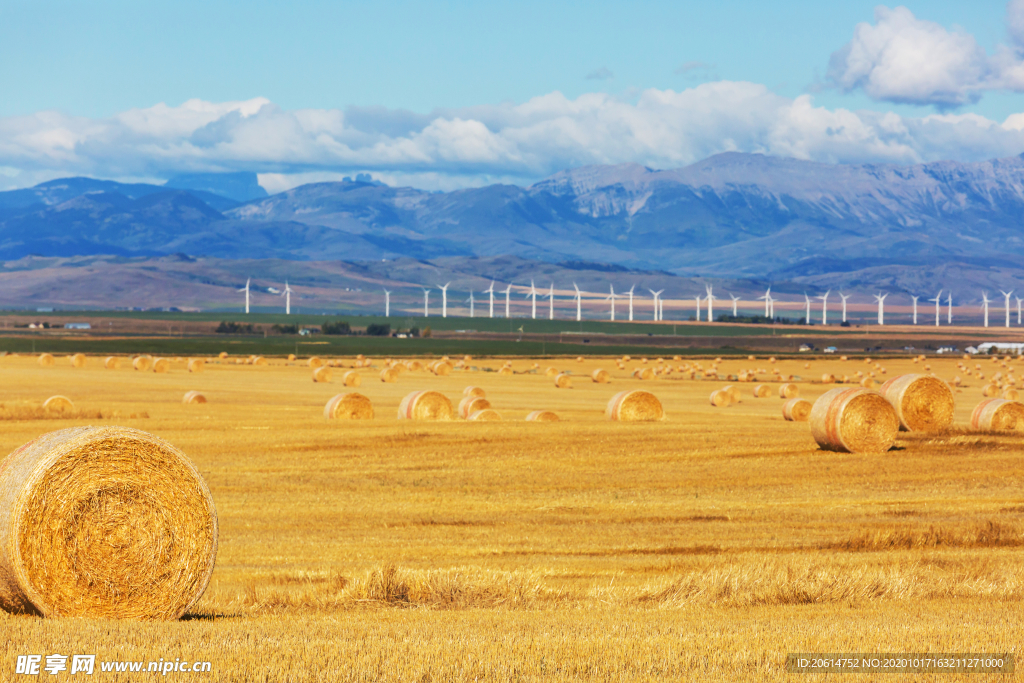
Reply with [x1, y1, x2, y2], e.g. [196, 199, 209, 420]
[238, 278, 1024, 328]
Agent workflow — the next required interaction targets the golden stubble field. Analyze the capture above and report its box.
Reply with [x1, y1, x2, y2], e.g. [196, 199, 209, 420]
[0, 351, 1022, 682]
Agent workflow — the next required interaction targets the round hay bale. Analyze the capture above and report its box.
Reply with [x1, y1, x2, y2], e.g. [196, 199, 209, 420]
[860, 377, 875, 389]
[722, 385, 741, 403]
[397, 391, 454, 421]
[287, 354, 296, 361]
[576, 356, 584, 363]
[591, 368, 610, 384]
[182, 390, 207, 405]
[606, 390, 664, 421]
[340, 371, 361, 387]
[308, 356, 323, 368]
[782, 398, 812, 422]
[709, 390, 731, 407]
[641, 358, 649, 364]
[554, 373, 573, 389]
[252, 356, 268, 366]
[779, 383, 799, 399]
[37, 353, 55, 368]
[809, 387, 898, 453]
[69, 353, 87, 368]
[468, 409, 501, 421]
[526, 410, 559, 422]
[152, 358, 170, 374]
[1003, 388, 1020, 401]
[878, 374, 955, 432]
[821, 373, 836, 384]
[218, 352, 228, 359]
[633, 367, 655, 380]
[43, 395, 74, 413]
[459, 396, 492, 419]
[380, 368, 398, 383]
[187, 358, 204, 374]
[323, 392, 374, 420]
[753, 384, 772, 398]
[463, 386, 486, 398]
[433, 361, 452, 376]
[971, 398, 1024, 431]
[104, 356, 120, 370]
[983, 384, 1000, 398]
[497, 366, 513, 376]
[545, 367, 559, 377]
[406, 360, 422, 371]
[0, 426, 217, 619]
[313, 366, 333, 383]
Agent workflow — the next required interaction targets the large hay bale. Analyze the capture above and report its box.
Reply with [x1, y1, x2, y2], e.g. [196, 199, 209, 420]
[406, 360, 422, 371]
[37, 354, 55, 368]
[526, 410, 559, 422]
[104, 356, 120, 370]
[1004, 388, 1020, 401]
[397, 391, 454, 420]
[182, 390, 207, 405]
[323, 393, 374, 420]
[468, 409, 501, 421]
[0, 427, 217, 619]
[43, 395, 74, 413]
[133, 356, 152, 372]
[380, 368, 398, 383]
[809, 387, 898, 453]
[722, 385, 741, 403]
[459, 396, 491, 419]
[187, 359, 204, 374]
[878, 374, 955, 432]
[432, 361, 452, 376]
[606, 390, 664, 421]
[308, 356, 323, 368]
[463, 386, 486, 399]
[860, 377, 875, 389]
[753, 384, 772, 398]
[554, 373, 573, 389]
[970, 399, 1024, 431]
[983, 384, 1000, 398]
[709, 390, 731, 407]
[779, 383, 799, 399]
[152, 358, 170, 374]
[69, 354, 87, 368]
[782, 398, 812, 422]
[341, 371, 361, 387]
[545, 367, 559, 377]
[591, 368, 610, 384]
[313, 366, 333, 383]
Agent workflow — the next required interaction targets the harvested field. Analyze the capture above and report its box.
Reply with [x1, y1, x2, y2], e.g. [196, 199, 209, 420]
[0, 352, 1018, 681]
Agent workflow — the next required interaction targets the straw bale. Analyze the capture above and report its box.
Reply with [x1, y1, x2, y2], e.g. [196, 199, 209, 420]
[463, 386, 486, 398]
[722, 385, 741, 403]
[397, 391, 454, 420]
[0, 426, 217, 618]
[152, 358, 170, 374]
[779, 383, 799, 399]
[357, 354, 365, 361]
[821, 373, 836, 384]
[37, 354, 55, 368]
[971, 398, 1024, 431]
[983, 384, 1000, 398]
[43, 396, 74, 413]
[218, 352, 228, 359]
[459, 396, 491, 419]
[182, 391, 207, 405]
[525, 410, 559, 422]
[497, 366, 513, 376]
[809, 387, 898, 453]
[406, 360, 422, 371]
[782, 398, 812, 422]
[104, 357, 120, 370]
[709, 390, 731, 407]
[623, 356, 632, 362]
[673, 355, 682, 361]
[641, 358, 648, 364]
[323, 393, 374, 420]
[69, 354, 87, 369]
[860, 377, 875, 389]
[545, 367, 559, 377]
[753, 384, 772, 398]
[576, 356, 584, 363]
[1003, 388, 1020, 401]
[187, 359, 204, 374]
[554, 373, 573, 389]
[633, 367, 655, 380]
[313, 367, 333, 383]
[606, 390, 664, 421]
[432, 361, 452, 376]
[878, 374, 955, 432]
[308, 356, 323, 368]
[591, 368, 610, 384]
[380, 368, 398, 383]
[252, 356, 268, 366]
[468, 409, 501, 421]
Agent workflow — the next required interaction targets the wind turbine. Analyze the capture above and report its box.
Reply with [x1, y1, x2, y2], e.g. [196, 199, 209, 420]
[759, 287, 772, 318]
[648, 289, 661, 321]
[1002, 290, 1014, 327]
[930, 290, 942, 326]
[1017, 296, 1023, 325]
[572, 283, 582, 321]
[545, 283, 555, 320]
[282, 281, 293, 315]
[466, 291, 475, 318]
[659, 296, 665, 321]
[705, 284, 717, 322]
[383, 289, 391, 317]
[982, 292, 991, 328]
[803, 293, 812, 325]
[485, 281, 495, 318]
[839, 292, 850, 323]
[818, 290, 830, 325]
[238, 278, 251, 314]
[694, 294, 702, 322]
[947, 292, 953, 325]
[606, 285, 620, 321]
[911, 295, 918, 325]
[627, 285, 636, 321]
[874, 292, 888, 325]
[422, 288, 430, 317]
[730, 293, 740, 317]
[525, 280, 538, 319]
[437, 282, 451, 318]
[503, 283, 513, 318]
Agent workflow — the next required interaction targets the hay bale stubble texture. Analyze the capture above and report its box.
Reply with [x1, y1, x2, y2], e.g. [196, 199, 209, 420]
[879, 374, 955, 432]
[323, 393, 374, 420]
[0, 426, 217, 619]
[970, 399, 1024, 431]
[397, 391, 454, 421]
[809, 387, 899, 453]
[606, 390, 664, 421]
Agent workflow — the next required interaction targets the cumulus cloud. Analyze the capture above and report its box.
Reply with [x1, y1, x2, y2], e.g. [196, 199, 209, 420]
[3, 85, 1024, 192]
[585, 67, 614, 81]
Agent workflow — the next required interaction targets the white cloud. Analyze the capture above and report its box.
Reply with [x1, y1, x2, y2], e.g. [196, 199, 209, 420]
[3, 86, 1024, 193]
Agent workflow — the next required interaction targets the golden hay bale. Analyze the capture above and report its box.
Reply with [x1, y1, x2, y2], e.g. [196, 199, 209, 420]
[104, 356, 120, 370]
[860, 377, 876, 389]
[182, 390, 207, 405]
[391, 362, 407, 374]
[821, 373, 836, 384]
[809, 387, 898, 453]
[641, 358, 649, 364]
[526, 410, 559, 422]
[397, 391, 453, 421]
[779, 383, 799, 399]
[782, 398, 812, 422]
[878, 374, 955, 432]
[308, 356, 323, 368]
[152, 358, 170, 374]
[721, 385, 740, 403]
[0, 426, 217, 619]
[357, 354, 366, 361]
[380, 368, 398, 383]
[1003, 388, 1020, 401]
[468, 409, 501, 421]
[591, 368, 610, 384]
[554, 373, 573, 389]
[633, 367, 655, 380]
[463, 386, 486, 398]
[132, 356, 151, 372]
[983, 384, 1000, 398]
[459, 396, 492, 419]
[313, 366, 333, 383]
[576, 356, 584, 363]
[69, 353, 87, 368]
[43, 395, 74, 412]
[753, 384, 772, 398]
[768, 357, 777, 364]
[840, 355, 848, 361]
[187, 359, 204, 374]
[709, 390, 731, 407]
[804, 363, 811, 370]
[545, 367, 559, 377]
[606, 390, 664, 421]
[462, 355, 472, 362]
[406, 360, 422, 371]
[252, 356, 268, 366]
[218, 352, 228, 359]
[497, 366, 514, 376]
[432, 361, 453, 376]
[37, 353, 55, 368]
[971, 398, 1024, 431]
[323, 392, 374, 420]
[287, 354, 296, 361]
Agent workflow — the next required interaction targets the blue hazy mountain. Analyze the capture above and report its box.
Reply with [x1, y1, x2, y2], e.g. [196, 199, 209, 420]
[164, 171, 269, 203]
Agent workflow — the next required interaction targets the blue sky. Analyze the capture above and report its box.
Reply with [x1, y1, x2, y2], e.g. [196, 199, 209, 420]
[2, 0, 1024, 192]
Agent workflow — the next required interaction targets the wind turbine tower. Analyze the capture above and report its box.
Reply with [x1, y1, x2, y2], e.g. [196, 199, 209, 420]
[545, 283, 555, 320]
[874, 292, 888, 325]
[694, 295, 702, 322]
[422, 288, 430, 317]
[572, 283, 582, 321]
[627, 285, 635, 321]
[1017, 296, 1023, 325]
[947, 292, 953, 325]
[437, 282, 451, 318]
[383, 289, 391, 317]
[802, 293, 811, 325]
[485, 281, 495, 318]
[503, 284, 512, 318]
[930, 291, 942, 326]
[730, 294, 739, 317]
[653, 290, 665, 321]
[1002, 290, 1014, 327]
[238, 278, 251, 314]
[606, 285, 619, 321]
[467, 291, 475, 318]
[525, 280, 538, 319]
[818, 290, 830, 325]
[705, 284, 716, 322]
[282, 281, 293, 315]
[759, 287, 772, 318]
[911, 295, 918, 325]
[839, 292, 850, 323]
[982, 292, 991, 328]
[648, 289, 660, 321]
